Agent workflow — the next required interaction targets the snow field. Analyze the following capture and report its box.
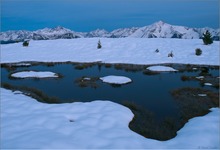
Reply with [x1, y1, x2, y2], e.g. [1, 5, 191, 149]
[1, 38, 219, 65]
[1, 88, 219, 149]
[1, 38, 219, 149]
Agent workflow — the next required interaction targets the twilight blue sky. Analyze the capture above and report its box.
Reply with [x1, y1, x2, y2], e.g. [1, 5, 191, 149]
[1, 0, 219, 32]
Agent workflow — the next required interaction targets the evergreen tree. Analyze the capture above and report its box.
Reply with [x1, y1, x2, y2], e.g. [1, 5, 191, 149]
[97, 40, 102, 49]
[202, 30, 213, 45]
[22, 40, 29, 47]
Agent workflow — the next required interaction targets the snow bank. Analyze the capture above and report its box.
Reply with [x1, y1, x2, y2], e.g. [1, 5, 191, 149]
[198, 94, 207, 97]
[196, 76, 205, 80]
[1, 88, 219, 149]
[1, 38, 219, 65]
[147, 65, 178, 72]
[11, 63, 31, 66]
[11, 71, 59, 78]
[100, 75, 132, 84]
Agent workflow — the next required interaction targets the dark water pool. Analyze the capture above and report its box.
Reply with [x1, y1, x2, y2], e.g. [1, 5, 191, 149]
[1, 63, 219, 121]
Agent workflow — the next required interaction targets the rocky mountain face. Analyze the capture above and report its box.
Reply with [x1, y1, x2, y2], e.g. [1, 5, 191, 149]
[1, 21, 219, 43]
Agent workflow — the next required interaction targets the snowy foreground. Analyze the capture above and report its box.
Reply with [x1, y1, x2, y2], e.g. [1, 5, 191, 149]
[1, 88, 219, 149]
[1, 38, 219, 65]
[1, 38, 220, 149]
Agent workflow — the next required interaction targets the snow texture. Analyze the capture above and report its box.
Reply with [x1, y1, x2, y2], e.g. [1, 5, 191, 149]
[11, 71, 59, 78]
[1, 38, 219, 66]
[1, 88, 219, 149]
[147, 66, 178, 72]
[100, 75, 132, 84]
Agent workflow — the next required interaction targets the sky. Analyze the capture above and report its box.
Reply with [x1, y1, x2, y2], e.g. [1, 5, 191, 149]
[1, 0, 219, 32]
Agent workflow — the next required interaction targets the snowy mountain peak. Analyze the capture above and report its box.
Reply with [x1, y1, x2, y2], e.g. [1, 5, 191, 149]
[54, 26, 65, 30]
[154, 20, 166, 26]
[1, 21, 219, 43]
[85, 29, 111, 37]
[35, 26, 72, 35]
[53, 26, 72, 32]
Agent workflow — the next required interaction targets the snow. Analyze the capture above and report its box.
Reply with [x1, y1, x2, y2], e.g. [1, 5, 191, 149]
[1, 37, 220, 149]
[100, 75, 132, 84]
[11, 63, 32, 66]
[204, 83, 213, 86]
[198, 94, 207, 97]
[34, 26, 72, 36]
[1, 21, 219, 41]
[83, 77, 91, 80]
[11, 71, 59, 78]
[1, 38, 219, 66]
[1, 88, 219, 149]
[147, 65, 178, 72]
[196, 76, 205, 80]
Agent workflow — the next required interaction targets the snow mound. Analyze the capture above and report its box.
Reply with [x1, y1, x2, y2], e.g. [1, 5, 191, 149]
[147, 66, 178, 72]
[100, 75, 132, 84]
[198, 94, 207, 97]
[1, 88, 219, 149]
[11, 71, 59, 78]
[196, 76, 204, 80]
[204, 83, 212, 86]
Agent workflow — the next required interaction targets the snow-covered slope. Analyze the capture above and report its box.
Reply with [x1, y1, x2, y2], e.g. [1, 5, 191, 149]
[85, 29, 112, 38]
[129, 21, 201, 39]
[0, 26, 83, 43]
[1, 88, 219, 149]
[1, 38, 219, 66]
[0, 30, 33, 43]
[32, 26, 83, 40]
[113, 21, 219, 39]
[111, 27, 139, 38]
[1, 21, 219, 43]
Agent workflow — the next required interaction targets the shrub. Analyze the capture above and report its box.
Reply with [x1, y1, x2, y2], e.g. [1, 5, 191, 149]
[202, 30, 213, 45]
[23, 41, 29, 47]
[97, 39, 102, 49]
[168, 51, 174, 57]
[195, 48, 202, 56]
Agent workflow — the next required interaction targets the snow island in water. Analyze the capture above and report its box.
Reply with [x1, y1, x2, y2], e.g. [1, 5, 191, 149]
[11, 71, 59, 78]
[100, 75, 132, 84]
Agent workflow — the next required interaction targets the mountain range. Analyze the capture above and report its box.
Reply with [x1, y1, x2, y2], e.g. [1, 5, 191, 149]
[1, 21, 219, 43]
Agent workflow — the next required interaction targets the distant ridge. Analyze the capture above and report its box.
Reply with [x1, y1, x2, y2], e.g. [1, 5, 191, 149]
[1, 21, 219, 43]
